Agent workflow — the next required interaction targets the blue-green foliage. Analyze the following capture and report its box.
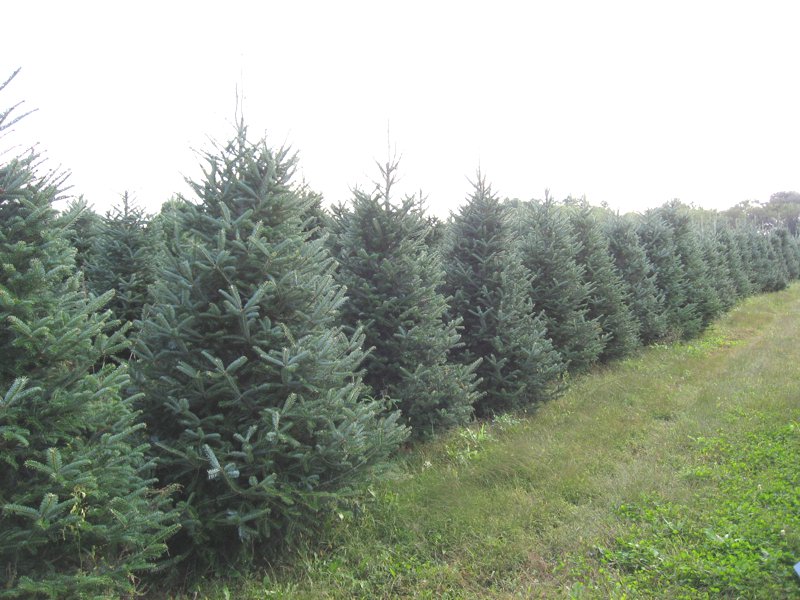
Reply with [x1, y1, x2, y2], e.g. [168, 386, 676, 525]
[441, 175, 563, 415]
[605, 214, 668, 344]
[0, 129, 177, 597]
[567, 200, 640, 361]
[515, 197, 605, 372]
[330, 160, 480, 437]
[85, 193, 156, 325]
[133, 125, 408, 570]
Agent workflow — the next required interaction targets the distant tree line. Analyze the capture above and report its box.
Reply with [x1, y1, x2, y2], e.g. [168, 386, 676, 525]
[3, 68, 800, 595]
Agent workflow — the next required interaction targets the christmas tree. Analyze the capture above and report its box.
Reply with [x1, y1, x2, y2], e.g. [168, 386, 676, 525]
[515, 196, 605, 372]
[567, 201, 639, 360]
[441, 175, 563, 415]
[716, 227, 753, 298]
[700, 226, 738, 312]
[133, 124, 407, 569]
[637, 210, 699, 339]
[85, 192, 156, 325]
[657, 201, 722, 330]
[0, 74, 177, 597]
[330, 159, 480, 436]
[605, 214, 667, 344]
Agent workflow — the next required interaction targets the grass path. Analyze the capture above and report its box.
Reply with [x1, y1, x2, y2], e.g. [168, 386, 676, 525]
[191, 285, 800, 599]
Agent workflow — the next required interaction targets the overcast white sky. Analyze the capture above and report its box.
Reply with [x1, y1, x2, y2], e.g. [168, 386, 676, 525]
[2, 1, 799, 218]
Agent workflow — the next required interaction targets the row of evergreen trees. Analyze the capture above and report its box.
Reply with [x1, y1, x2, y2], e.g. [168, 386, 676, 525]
[4, 82, 800, 593]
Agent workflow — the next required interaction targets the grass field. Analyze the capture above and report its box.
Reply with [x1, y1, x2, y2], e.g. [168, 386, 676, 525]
[182, 284, 800, 599]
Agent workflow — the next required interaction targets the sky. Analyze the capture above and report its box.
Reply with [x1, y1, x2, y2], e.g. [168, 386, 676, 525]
[2, 0, 799, 218]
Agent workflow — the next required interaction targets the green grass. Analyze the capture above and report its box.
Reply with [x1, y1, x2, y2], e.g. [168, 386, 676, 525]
[170, 284, 800, 599]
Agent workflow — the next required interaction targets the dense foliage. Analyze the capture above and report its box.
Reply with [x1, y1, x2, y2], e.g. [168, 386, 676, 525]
[132, 126, 408, 570]
[84, 193, 156, 325]
[441, 175, 562, 415]
[0, 81, 178, 597]
[515, 197, 605, 372]
[329, 161, 479, 436]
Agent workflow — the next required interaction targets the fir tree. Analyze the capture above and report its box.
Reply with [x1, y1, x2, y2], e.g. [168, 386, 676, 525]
[515, 196, 605, 372]
[567, 201, 639, 360]
[717, 227, 753, 298]
[133, 125, 407, 569]
[772, 228, 799, 281]
[330, 160, 480, 436]
[738, 227, 787, 293]
[0, 84, 177, 597]
[57, 197, 100, 273]
[700, 227, 739, 312]
[440, 175, 563, 416]
[637, 210, 700, 339]
[85, 192, 156, 325]
[605, 214, 668, 344]
[657, 201, 722, 330]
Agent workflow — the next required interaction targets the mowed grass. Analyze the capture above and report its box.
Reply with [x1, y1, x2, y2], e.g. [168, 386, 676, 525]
[182, 284, 800, 599]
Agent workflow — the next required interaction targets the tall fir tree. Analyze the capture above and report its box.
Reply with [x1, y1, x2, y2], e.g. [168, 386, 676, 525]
[440, 175, 563, 416]
[605, 214, 668, 344]
[329, 160, 480, 436]
[515, 196, 605, 372]
[0, 86, 177, 597]
[56, 197, 100, 274]
[567, 201, 639, 360]
[717, 226, 753, 298]
[771, 228, 799, 281]
[637, 210, 700, 339]
[85, 192, 156, 325]
[738, 226, 787, 293]
[700, 226, 739, 312]
[656, 201, 722, 330]
[133, 125, 407, 570]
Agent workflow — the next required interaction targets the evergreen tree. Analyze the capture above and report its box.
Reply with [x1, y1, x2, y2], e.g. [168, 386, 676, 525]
[734, 227, 762, 292]
[657, 201, 722, 330]
[298, 186, 330, 241]
[761, 231, 789, 291]
[717, 227, 753, 298]
[772, 228, 799, 281]
[441, 175, 563, 416]
[738, 227, 787, 293]
[605, 215, 668, 344]
[57, 197, 100, 273]
[700, 227, 739, 312]
[515, 196, 605, 372]
[330, 160, 479, 436]
[637, 210, 699, 339]
[0, 91, 177, 597]
[133, 125, 407, 569]
[567, 201, 639, 360]
[85, 192, 156, 325]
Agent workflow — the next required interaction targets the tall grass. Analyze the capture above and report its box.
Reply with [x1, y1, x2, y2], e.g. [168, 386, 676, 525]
[178, 283, 800, 599]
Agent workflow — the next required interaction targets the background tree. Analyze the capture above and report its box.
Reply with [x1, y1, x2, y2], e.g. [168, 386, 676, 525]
[772, 228, 800, 281]
[637, 210, 699, 339]
[515, 196, 605, 372]
[0, 82, 177, 597]
[56, 197, 100, 274]
[330, 159, 480, 436]
[441, 175, 563, 416]
[567, 201, 639, 360]
[133, 125, 407, 571]
[700, 226, 739, 312]
[657, 201, 722, 331]
[737, 226, 787, 293]
[605, 214, 667, 344]
[85, 192, 156, 325]
[716, 227, 753, 298]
